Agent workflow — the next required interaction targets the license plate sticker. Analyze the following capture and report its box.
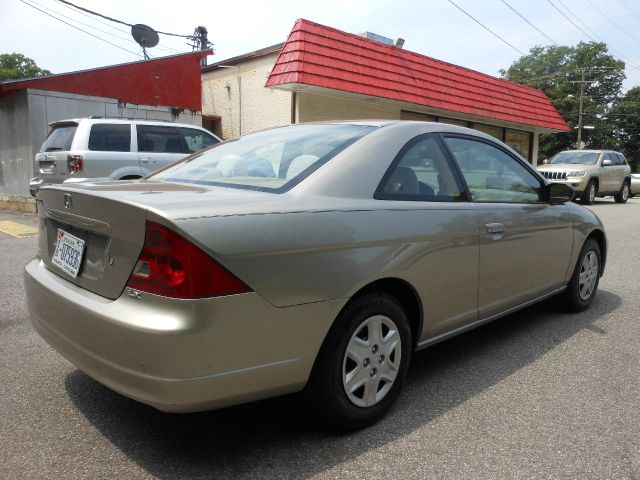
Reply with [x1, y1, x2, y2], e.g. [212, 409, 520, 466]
[51, 229, 85, 278]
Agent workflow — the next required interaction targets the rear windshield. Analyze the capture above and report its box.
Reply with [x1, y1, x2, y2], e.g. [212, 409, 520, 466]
[151, 124, 376, 192]
[41, 124, 77, 152]
[549, 151, 600, 165]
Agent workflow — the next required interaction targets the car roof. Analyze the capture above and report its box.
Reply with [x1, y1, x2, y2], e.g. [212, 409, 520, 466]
[49, 118, 208, 129]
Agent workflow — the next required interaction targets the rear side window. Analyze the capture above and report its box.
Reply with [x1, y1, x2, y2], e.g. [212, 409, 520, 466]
[41, 124, 77, 152]
[88, 124, 131, 152]
[180, 128, 219, 153]
[137, 125, 187, 154]
[376, 134, 465, 202]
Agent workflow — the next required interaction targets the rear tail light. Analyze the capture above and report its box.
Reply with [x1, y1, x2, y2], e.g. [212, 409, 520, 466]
[126, 221, 252, 299]
[67, 155, 84, 174]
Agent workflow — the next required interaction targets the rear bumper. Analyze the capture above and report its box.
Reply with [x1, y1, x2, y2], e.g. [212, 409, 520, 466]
[24, 257, 342, 412]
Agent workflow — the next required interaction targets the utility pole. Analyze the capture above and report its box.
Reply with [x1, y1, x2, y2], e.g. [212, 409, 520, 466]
[576, 69, 585, 150]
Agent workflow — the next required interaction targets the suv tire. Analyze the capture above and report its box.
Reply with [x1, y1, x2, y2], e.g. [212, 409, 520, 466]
[305, 292, 412, 430]
[614, 180, 630, 203]
[581, 180, 597, 205]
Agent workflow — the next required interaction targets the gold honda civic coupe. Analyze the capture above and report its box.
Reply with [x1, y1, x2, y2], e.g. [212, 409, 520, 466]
[25, 121, 606, 429]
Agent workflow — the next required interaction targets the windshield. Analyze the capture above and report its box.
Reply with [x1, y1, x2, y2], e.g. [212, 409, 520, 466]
[151, 124, 376, 192]
[40, 124, 78, 152]
[549, 151, 600, 165]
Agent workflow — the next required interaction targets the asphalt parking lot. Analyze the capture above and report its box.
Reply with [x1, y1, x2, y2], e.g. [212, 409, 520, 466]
[1, 199, 639, 479]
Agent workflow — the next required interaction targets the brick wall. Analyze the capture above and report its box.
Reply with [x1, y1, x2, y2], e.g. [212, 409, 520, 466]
[201, 54, 291, 139]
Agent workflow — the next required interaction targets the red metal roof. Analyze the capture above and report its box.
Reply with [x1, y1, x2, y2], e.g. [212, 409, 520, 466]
[266, 20, 569, 132]
[0, 51, 210, 111]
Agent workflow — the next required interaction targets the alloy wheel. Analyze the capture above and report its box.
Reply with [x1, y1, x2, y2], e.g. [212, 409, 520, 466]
[578, 251, 598, 301]
[342, 315, 401, 408]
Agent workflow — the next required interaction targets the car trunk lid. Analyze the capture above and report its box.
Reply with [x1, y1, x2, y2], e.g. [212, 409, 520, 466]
[36, 180, 288, 299]
[37, 187, 147, 299]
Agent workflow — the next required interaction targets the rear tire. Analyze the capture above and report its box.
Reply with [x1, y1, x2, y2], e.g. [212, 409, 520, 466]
[305, 292, 412, 430]
[560, 238, 601, 312]
[614, 181, 630, 203]
[581, 180, 597, 205]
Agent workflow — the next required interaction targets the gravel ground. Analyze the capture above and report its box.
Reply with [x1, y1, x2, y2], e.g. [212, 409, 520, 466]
[1, 199, 639, 479]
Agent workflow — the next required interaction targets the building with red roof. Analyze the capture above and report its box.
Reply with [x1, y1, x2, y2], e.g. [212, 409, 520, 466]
[202, 19, 568, 163]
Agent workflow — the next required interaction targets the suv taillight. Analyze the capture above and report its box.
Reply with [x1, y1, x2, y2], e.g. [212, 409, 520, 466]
[67, 155, 84, 174]
[126, 221, 252, 299]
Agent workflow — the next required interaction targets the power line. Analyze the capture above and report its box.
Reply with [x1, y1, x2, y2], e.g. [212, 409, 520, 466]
[499, 0, 558, 45]
[586, 0, 640, 44]
[446, 0, 526, 55]
[545, 0, 599, 42]
[620, 0, 640, 23]
[546, 0, 640, 69]
[55, 0, 192, 39]
[17, 0, 143, 58]
[51, 0, 179, 53]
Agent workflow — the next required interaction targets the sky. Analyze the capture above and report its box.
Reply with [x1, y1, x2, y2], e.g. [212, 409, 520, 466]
[2, 0, 640, 92]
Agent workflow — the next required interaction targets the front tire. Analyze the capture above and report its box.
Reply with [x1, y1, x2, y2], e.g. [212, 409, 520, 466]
[305, 292, 412, 430]
[614, 181, 630, 203]
[560, 238, 601, 312]
[581, 180, 597, 205]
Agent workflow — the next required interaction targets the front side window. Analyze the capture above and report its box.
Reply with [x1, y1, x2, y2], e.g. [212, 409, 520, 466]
[151, 124, 376, 192]
[180, 128, 219, 153]
[377, 135, 465, 201]
[88, 124, 131, 152]
[444, 136, 542, 203]
[137, 125, 187, 154]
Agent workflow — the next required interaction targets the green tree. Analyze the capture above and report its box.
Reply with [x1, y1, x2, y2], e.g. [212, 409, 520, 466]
[610, 87, 640, 171]
[0, 53, 51, 81]
[501, 42, 625, 161]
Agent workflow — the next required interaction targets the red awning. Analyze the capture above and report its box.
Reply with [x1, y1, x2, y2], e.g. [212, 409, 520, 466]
[266, 20, 569, 132]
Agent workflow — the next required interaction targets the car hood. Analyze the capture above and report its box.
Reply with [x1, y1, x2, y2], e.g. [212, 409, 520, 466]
[537, 163, 592, 171]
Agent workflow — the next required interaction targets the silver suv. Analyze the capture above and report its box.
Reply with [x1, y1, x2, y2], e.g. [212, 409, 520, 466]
[537, 150, 632, 205]
[30, 118, 221, 196]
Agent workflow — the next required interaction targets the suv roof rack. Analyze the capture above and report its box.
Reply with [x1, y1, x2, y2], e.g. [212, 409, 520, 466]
[88, 116, 174, 122]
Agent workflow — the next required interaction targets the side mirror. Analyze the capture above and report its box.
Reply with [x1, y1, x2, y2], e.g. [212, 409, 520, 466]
[548, 183, 575, 204]
[542, 158, 549, 164]
[602, 159, 613, 167]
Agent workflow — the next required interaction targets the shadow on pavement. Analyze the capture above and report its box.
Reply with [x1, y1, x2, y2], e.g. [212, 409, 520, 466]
[65, 289, 621, 479]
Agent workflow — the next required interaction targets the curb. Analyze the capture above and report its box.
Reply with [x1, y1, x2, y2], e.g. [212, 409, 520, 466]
[0, 195, 37, 214]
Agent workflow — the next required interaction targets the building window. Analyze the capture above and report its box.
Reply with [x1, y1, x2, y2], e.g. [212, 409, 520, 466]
[473, 123, 503, 141]
[439, 117, 470, 127]
[400, 110, 436, 122]
[505, 129, 531, 160]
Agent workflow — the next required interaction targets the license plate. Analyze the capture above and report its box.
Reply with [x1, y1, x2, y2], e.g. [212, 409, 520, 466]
[51, 229, 85, 278]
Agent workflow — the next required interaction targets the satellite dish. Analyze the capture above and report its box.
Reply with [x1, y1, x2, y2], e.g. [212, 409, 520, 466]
[131, 24, 159, 59]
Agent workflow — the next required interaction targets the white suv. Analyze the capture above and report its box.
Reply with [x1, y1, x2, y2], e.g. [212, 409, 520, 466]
[30, 118, 221, 196]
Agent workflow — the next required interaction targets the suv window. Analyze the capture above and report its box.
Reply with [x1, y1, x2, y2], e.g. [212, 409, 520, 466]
[444, 136, 542, 203]
[180, 128, 219, 153]
[41, 124, 77, 152]
[377, 135, 465, 201]
[613, 153, 626, 165]
[137, 125, 187, 154]
[88, 124, 131, 152]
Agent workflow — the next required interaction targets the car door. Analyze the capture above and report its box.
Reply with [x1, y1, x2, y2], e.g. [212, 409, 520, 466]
[85, 123, 140, 179]
[600, 152, 618, 193]
[136, 125, 189, 174]
[612, 153, 627, 190]
[375, 134, 479, 341]
[442, 135, 574, 319]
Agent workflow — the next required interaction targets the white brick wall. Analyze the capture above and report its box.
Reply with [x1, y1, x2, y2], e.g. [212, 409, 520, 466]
[298, 92, 400, 122]
[201, 54, 291, 139]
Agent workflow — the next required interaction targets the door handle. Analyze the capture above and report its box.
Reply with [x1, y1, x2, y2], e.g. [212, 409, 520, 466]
[486, 223, 505, 234]
[141, 158, 156, 164]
